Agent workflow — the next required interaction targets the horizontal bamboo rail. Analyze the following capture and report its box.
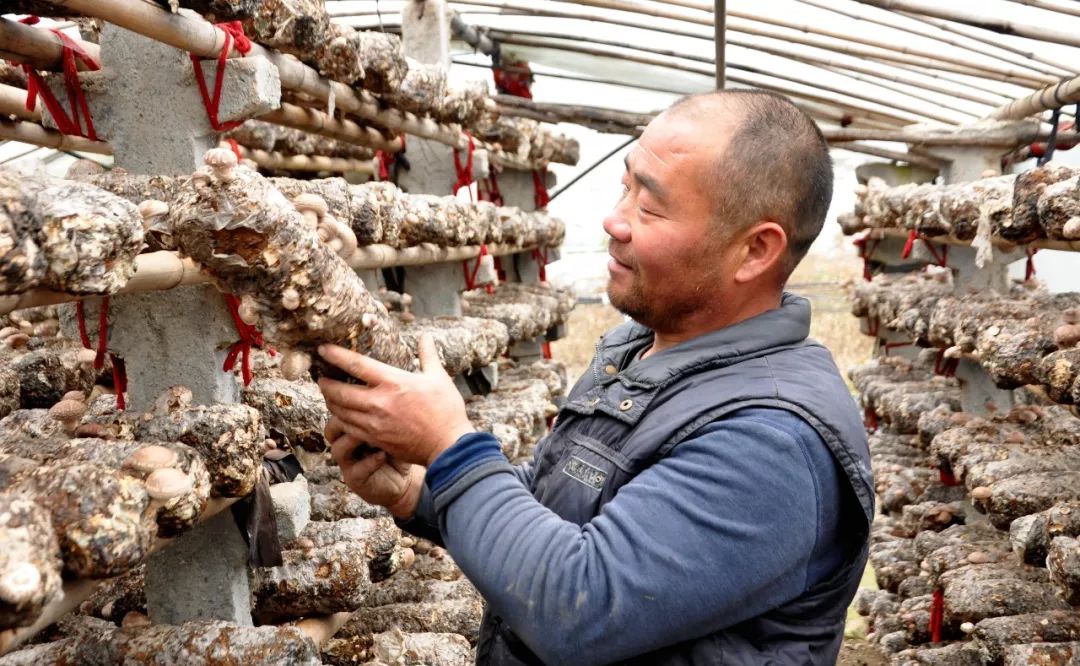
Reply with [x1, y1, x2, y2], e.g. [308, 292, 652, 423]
[239, 148, 375, 175]
[0, 497, 242, 656]
[38, 0, 547, 169]
[1, 241, 550, 316]
[0, 117, 110, 154]
[866, 227, 1080, 253]
[855, 0, 1080, 48]
[988, 74, 1080, 121]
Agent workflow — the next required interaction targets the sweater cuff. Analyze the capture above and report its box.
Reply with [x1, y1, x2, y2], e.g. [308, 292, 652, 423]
[393, 483, 443, 545]
[426, 431, 506, 494]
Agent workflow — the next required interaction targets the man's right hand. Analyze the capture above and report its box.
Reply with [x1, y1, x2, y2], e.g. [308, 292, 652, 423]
[326, 416, 424, 519]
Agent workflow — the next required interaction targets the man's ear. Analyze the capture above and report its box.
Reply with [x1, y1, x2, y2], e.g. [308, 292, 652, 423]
[733, 222, 787, 285]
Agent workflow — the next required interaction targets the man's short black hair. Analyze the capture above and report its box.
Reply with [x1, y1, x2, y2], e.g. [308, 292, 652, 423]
[670, 90, 833, 280]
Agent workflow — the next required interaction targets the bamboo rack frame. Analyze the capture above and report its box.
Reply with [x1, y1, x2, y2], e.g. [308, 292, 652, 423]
[564, 0, 1051, 87]
[0, 19, 405, 155]
[988, 74, 1080, 121]
[238, 148, 375, 175]
[0, 497, 242, 656]
[488, 28, 966, 125]
[32, 2, 549, 170]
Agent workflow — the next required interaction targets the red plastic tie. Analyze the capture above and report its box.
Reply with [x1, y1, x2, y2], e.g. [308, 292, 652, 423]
[865, 316, 880, 338]
[222, 293, 274, 387]
[110, 353, 128, 410]
[933, 348, 959, 378]
[532, 169, 551, 209]
[900, 229, 918, 259]
[463, 244, 494, 294]
[1025, 247, 1038, 281]
[939, 467, 959, 487]
[225, 137, 242, 161]
[478, 172, 504, 206]
[923, 240, 948, 267]
[492, 59, 533, 99]
[15, 21, 100, 140]
[75, 300, 92, 349]
[95, 295, 109, 369]
[452, 133, 475, 201]
[863, 406, 878, 433]
[542, 340, 552, 360]
[531, 246, 548, 282]
[929, 588, 944, 643]
[189, 21, 252, 132]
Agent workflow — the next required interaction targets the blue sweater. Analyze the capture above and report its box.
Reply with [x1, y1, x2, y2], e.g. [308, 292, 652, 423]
[411, 407, 847, 665]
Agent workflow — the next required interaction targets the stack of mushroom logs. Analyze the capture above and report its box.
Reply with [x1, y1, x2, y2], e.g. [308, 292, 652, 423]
[0, 149, 571, 663]
[840, 169, 1080, 663]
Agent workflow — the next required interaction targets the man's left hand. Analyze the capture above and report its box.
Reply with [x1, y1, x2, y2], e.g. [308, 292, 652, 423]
[317, 334, 474, 467]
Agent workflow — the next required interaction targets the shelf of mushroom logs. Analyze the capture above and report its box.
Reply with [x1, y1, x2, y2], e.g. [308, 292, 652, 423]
[0, 142, 574, 663]
[837, 163, 1080, 664]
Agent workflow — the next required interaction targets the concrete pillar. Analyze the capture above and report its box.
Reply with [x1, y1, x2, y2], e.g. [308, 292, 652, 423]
[51, 22, 281, 626]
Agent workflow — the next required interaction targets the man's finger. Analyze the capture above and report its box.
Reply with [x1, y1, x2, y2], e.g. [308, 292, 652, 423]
[324, 415, 347, 443]
[342, 450, 389, 488]
[417, 333, 448, 376]
[325, 403, 375, 439]
[319, 377, 377, 411]
[318, 344, 401, 385]
[330, 430, 374, 466]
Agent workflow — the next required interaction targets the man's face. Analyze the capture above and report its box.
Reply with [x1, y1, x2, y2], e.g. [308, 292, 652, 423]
[603, 112, 737, 332]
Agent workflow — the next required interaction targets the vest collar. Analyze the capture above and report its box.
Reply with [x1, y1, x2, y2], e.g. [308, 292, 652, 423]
[596, 293, 812, 390]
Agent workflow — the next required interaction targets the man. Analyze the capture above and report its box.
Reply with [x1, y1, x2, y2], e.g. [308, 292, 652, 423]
[318, 90, 874, 665]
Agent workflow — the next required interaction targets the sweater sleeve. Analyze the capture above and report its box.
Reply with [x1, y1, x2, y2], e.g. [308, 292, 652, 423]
[428, 410, 838, 665]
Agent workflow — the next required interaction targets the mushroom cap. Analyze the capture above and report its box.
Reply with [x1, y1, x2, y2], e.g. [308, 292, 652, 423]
[61, 390, 86, 403]
[0, 326, 19, 339]
[1055, 323, 1080, 348]
[145, 467, 194, 501]
[48, 398, 87, 422]
[4, 332, 29, 349]
[0, 562, 42, 605]
[137, 199, 169, 220]
[76, 348, 98, 364]
[203, 147, 238, 170]
[970, 486, 993, 500]
[121, 611, 151, 628]
[279, 350, 312, 381]
[124, 445, 179, 474]
[293, 193, 329, 216]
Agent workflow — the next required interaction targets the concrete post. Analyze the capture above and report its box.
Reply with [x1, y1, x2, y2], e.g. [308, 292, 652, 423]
[49, 22, 282, 626]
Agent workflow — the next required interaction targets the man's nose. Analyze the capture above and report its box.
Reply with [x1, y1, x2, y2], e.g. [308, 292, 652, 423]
[603, 206, 631, 244]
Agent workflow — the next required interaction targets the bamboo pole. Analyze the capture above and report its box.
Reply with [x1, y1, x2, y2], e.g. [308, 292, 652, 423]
[821, 126, 1076, 146]
[987, 74, 1080, 121]
[793, 0, 1073, 81]
[853, 0, 1080, 48]
[495, 95, 651, 134]
[0, 497, 242, 656]
[0, 117, 109, 154]
[237, 148, 375, 174]
[450, 11, 497, 55]
[260, 102, 403, 153]
[0, 17, 100, 70]
[0, 83, 39, 122]
[489, 28, 966, 124]
[494, 34, 923, 126]
[1004, 0, 1080, 18]
[567, 0, 1052, 87]
[44, 0, 544, 169]
[892, 10, 1079, 85]
[831, 142, 945, 170]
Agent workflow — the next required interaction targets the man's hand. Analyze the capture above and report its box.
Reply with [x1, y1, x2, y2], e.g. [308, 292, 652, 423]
[317, 334, 474, 467]
[327, 416, 424, 519]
